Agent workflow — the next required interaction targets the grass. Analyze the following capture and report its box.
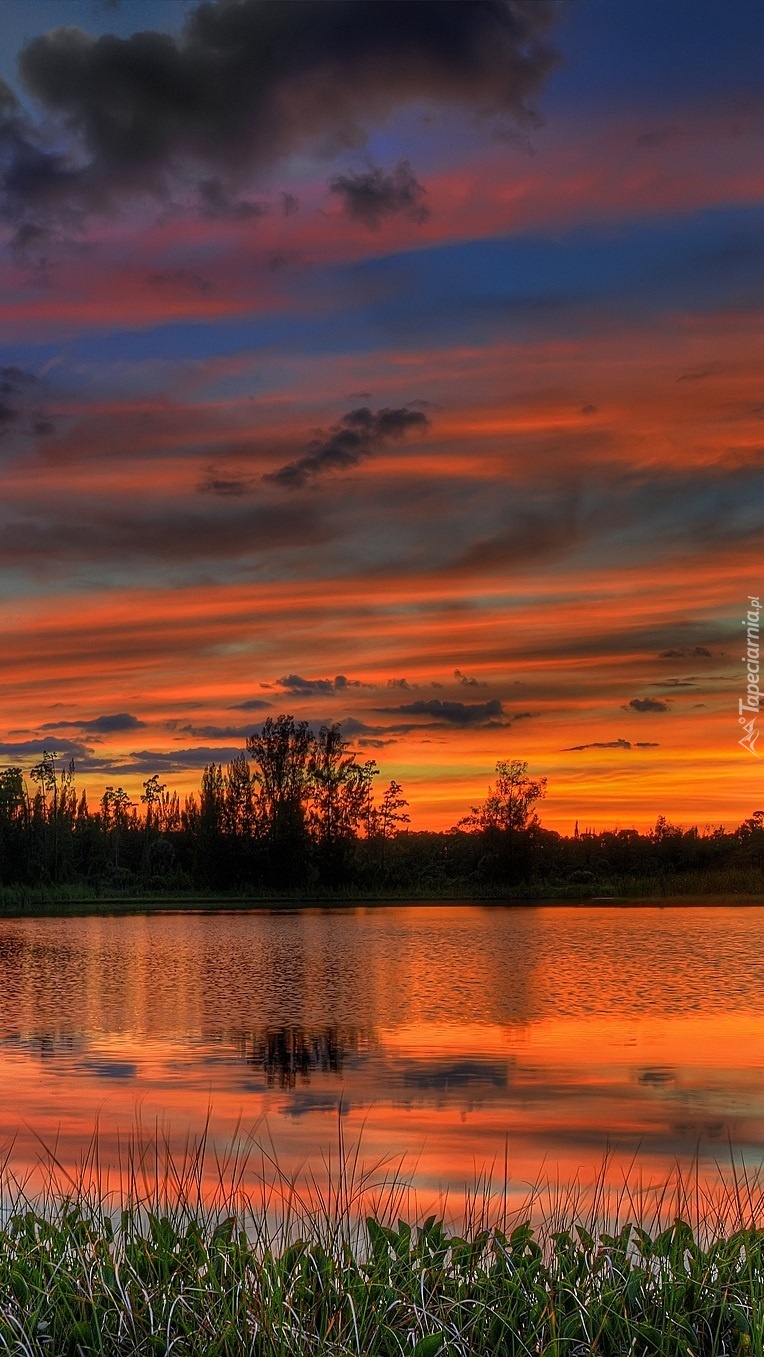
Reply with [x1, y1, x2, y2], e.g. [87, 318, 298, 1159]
[1, 873, 764, 917]
[1, 1132, 764, 1353]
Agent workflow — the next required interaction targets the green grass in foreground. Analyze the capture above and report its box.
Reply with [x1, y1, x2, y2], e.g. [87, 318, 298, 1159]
[1, 1152, 764, 1355]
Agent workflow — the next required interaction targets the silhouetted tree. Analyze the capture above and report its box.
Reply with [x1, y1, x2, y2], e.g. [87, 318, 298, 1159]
[370, 779, 410, 872]
[223, 753, 258, 838]
[308, 724, 378, 881]
[459, 759, 547, 883]
[464, 759, 547, 833]
[246, 716, 315, 883]
[100, 785, 133, 872]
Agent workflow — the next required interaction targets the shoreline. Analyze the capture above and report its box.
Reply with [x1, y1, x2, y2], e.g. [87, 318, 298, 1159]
[0, 891, 763, 917]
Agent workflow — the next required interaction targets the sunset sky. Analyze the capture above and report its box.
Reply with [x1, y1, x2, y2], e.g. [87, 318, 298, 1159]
[0, 0, 761, 831]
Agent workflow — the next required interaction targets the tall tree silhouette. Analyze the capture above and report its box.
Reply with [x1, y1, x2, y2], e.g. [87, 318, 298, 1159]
[246, 715, 315, 883]
[309, 724, 378, 881]
[460, 759, 547, 883]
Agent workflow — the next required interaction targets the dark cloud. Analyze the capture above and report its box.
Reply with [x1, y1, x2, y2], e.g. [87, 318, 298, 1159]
[454, 668, 487, 688]
[197, 177, 269, 220]
[4, 1, 558, 233]
[0, 363, 51, 438]
[0, 364, 37, 392]
[84, 713, 146, 733]
[276, 673, 364, 694]
[658, 646, 714, 658]
[450, 498, 581, 572]
[265, 405, 430, 489]
[382, 698, 504, 725]
[329, 158, 428, 229]
[0, 737, 90, 759]
[230, 698, 272, 712]
[176, 723, 258, 739]
[0, 501, 326, 566]
[102, 746, 247, 773]
[198, 469, 256, 497]
[281, 191, 299, 217]
[40, 711, 145, 732]
[651, 678, 699, 689]
[627, 697, 670, 713]
[340, 717, 387, 737]
[676, 366, 714, 383]
[563, 739, 660, 752]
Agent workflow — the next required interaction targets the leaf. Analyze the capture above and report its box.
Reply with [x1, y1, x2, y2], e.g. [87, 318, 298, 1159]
[412, 1335, 445, 1357]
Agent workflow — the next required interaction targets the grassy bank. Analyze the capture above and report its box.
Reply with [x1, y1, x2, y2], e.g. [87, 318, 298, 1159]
[1, 1171, 764, 1355]
[0, 873, 764, 916]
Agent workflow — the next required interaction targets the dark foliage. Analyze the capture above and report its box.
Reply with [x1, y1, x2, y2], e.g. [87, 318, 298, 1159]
[0, 736, 762, 897]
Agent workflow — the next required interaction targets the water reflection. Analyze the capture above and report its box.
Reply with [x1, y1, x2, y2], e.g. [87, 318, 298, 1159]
[0, 906, 761, 1201]
[237, 1026, 365, 1087]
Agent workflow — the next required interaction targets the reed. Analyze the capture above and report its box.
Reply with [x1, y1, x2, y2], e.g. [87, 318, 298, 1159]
[0, 1130, 763, 1353]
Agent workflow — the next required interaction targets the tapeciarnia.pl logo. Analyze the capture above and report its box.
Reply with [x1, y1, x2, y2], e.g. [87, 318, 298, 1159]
[739, 595, 761, 757]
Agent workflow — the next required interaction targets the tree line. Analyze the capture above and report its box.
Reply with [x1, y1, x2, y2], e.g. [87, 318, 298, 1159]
[0, 715, 762, 895]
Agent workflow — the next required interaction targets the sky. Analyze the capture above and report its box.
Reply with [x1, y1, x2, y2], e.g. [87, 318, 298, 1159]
[0, 0, 762, 833]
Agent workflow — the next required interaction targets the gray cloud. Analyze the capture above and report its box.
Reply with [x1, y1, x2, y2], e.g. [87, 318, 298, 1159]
[276, 673, 364, 694]
[658, 646, 714, 658]
[265, 405, 430, 489]
[40, 711, 145, 733]
[3, 1, 558, 234]
[340, 717, 388, 737]
[197, 177, 269, 220]
[112, 746, 247, 772]
[451, 499, 581, 572]
[676, 366, 714, 383]
[198, 470, 257, 497]
[382, 698, 504, 725]
[0, 364, 37, 393]
[627, 697, 670, 713]
[230, 698, 273, 712]
[329, 158, 428, 229]
[454, 668, 487, 688]
[0, 501, 326, 566]
[0, 362, 52, 438]
[175, 723, 259, 739]
[563, 739, 660, 751]
[0, 737, 90, 759]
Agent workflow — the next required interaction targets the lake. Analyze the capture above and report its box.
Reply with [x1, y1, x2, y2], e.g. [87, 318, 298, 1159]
[1, 903, 763, 1216]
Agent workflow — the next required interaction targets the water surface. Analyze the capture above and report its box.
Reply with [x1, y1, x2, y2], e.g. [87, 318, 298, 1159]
[1, 904, 762, 1206]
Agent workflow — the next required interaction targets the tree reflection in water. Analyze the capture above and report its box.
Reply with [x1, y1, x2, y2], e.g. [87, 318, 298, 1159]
[236, 1026, 367, 1089]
